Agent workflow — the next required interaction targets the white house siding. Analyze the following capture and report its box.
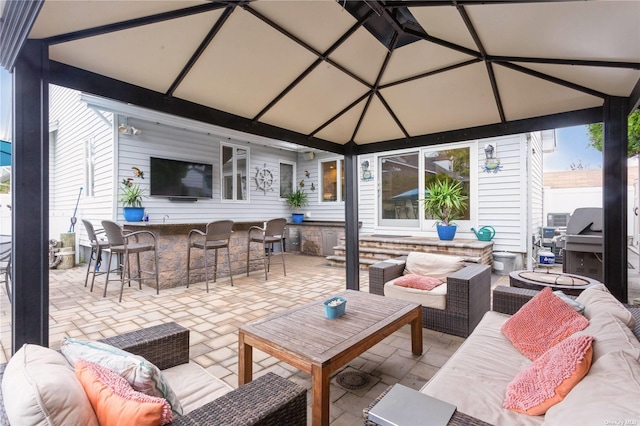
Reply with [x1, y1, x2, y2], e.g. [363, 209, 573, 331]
[476, 134, 534, 255]
[357, 154, 376, 234]
[49, 85, 114, 262]
[115, 116, 298, 223]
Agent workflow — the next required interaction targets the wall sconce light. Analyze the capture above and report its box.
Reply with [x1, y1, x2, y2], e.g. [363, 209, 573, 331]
[484, 144, 496, 159]
[118, 118, 141, 135]
[482, 143, 502, 174]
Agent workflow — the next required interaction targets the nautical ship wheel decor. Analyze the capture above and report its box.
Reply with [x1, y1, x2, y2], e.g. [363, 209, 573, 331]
[254, 164, 275, 194]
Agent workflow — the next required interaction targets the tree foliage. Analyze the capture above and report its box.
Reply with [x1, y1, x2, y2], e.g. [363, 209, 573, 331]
[586, 110, 640, 157]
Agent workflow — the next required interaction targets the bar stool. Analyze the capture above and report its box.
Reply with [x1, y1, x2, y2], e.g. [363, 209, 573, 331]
[186, 220, 234, 292]
[81, 219, 110, 292]
[246, 218, 287, 280]
[101, 220, 159, 302]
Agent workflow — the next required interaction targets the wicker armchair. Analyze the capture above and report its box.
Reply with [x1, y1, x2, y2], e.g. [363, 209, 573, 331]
[368, 256, 491, 337]
[0, 322, 307, 426]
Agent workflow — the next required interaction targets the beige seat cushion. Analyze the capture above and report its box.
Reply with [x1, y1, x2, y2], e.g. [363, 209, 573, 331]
[162, 362, 233, 414]
[543, 350, 640, 425]
[1, 344, 99, 426]
[403, 252, 464, 282]
[385, 279, 447, 310]
[575, 284, 636, 328]
[421, 312, 543, 426]
[572, 312, 640, 362]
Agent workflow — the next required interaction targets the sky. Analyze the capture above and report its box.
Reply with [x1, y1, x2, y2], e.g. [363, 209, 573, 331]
[0, 67, 606, 172]
[543, 125, 603, 172]
[0, 68, 10, 142]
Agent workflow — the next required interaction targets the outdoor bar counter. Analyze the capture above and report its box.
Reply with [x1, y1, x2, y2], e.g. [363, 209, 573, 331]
[123, 220, 276, 289]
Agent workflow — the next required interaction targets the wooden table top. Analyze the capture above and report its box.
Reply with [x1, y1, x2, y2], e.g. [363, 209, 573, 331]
[239, 290, 421, 366]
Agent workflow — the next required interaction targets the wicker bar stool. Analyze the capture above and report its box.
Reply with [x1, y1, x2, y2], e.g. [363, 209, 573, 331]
[101, 220, 159, 302]
[81, 219, 110, 292]
[186, 220, 234, 291]
[246, 218, 287, 280]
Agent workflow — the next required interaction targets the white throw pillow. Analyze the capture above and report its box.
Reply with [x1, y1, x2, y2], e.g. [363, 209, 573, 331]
[1, 344, 99, 426]
[61, 337, 183, 415]
[404, 252, 464, 282]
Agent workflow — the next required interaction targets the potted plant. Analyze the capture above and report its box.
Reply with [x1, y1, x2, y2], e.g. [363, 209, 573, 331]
[422, 178, 468, 240]
[285, 187, 308, 224]
[120, 180, 146, 222]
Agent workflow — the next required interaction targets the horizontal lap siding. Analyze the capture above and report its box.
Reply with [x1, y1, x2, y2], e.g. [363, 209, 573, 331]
[477, 135, 528, 253]
[49, 85, 114, 252]
[117, 116, 297, 223]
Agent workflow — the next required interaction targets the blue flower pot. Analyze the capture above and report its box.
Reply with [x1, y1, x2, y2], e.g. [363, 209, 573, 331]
[436, 224, 457, 241]
[291, 213, 304, 224]
[123, 207, 145, 222]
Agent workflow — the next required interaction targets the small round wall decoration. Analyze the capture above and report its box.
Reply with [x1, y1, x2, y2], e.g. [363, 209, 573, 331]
[254, 164, 275, 194]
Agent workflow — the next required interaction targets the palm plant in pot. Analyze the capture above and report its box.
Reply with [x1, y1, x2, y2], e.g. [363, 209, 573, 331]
[285, 186, 308, 224]
[120, 180, 146, 222]
[422, 177, 468, 240]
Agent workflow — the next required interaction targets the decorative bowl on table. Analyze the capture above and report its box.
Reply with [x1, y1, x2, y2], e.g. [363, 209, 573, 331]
[324, 296, 347, 319]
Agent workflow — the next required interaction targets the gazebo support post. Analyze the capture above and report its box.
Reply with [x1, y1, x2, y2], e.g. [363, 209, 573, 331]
[602, 96, 628, 303]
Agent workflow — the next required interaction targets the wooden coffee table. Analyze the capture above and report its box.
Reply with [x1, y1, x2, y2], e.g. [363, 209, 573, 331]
[238, 289, 423, 426]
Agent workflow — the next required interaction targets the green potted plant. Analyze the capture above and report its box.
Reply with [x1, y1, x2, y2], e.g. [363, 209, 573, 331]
[422, 178, 468, 240]
[285, 186, 308, 224]
[120, 180, 146, 222]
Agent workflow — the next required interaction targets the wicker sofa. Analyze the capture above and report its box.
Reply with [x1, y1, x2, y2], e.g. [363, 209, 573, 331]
[0, 322, 307, 425]
[368, 253, 491, 337]
[364, 285, 640, 425]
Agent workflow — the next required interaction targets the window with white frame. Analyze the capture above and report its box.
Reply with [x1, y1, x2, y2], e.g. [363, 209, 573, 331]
[84, 137, 95, 197]
[320, 159, 344, 202]
[221, 143, 249, 201]
[424, 146, 471, 220]
[279, 161, 295, 198]
[377, 145, 472, 228]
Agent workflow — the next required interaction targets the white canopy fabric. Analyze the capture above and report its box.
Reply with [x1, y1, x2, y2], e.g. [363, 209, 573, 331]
[4, 0, 638, 150]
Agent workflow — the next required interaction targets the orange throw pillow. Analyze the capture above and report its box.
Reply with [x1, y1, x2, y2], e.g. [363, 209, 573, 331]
[501, 287, 589, 360]
[394, 274, 443, 291]
[75, 359, 172, 426]
[504, 335, 594, 415]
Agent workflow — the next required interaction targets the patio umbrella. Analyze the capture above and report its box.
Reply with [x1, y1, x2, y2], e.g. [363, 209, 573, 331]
[391, 188, 427, 200]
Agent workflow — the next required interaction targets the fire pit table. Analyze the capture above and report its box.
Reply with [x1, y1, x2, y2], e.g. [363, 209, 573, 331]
[509, 269, 601, 296]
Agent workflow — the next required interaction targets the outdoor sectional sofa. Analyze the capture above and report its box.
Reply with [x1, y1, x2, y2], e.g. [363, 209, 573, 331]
[364, 284, 640, 425]
[369, 252, 492, 337]
[0, 322, 307, 425]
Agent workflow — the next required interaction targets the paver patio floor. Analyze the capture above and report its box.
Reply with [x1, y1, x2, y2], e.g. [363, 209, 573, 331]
[1, 253, 487, 425]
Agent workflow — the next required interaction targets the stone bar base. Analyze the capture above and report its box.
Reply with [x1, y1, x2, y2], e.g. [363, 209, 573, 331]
[123, 221, 281, 289]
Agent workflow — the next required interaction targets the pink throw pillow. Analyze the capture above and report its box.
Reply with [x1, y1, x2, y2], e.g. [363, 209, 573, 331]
[75, 359, 172, 426]
[394, 274, 443, 291]
[504, 335, 594, 415]
[501, 287, 589, 360]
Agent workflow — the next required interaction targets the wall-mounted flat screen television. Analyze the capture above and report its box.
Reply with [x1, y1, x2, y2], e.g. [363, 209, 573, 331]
[150, 157, 213, 199]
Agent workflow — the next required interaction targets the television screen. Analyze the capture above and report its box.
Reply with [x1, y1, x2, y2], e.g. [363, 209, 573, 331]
[150, 157, 213, 198]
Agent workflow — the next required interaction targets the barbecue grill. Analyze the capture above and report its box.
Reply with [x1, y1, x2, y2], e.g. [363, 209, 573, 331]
[562, 207, 603, 281]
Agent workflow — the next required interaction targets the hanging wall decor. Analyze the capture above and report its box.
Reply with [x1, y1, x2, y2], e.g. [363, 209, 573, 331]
[254, 164, 275, 194]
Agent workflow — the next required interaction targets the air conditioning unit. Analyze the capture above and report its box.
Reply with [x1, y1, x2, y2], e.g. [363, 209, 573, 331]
[547, 213, 570, 227]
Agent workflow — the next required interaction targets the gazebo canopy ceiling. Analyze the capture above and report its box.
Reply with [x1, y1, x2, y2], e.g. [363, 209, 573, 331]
[4, 0, 640, 154]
